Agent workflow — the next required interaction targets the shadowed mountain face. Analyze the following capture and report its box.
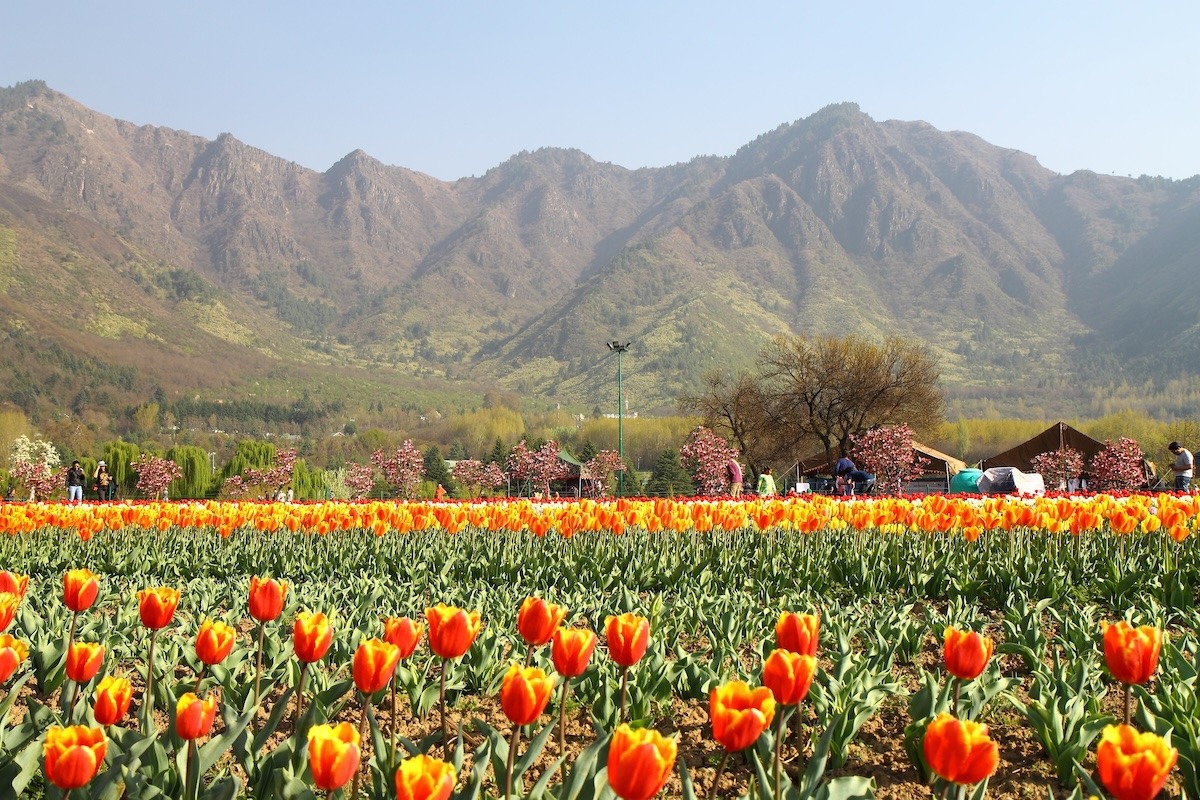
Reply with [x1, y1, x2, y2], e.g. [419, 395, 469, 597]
[1, 80, 1198, 421]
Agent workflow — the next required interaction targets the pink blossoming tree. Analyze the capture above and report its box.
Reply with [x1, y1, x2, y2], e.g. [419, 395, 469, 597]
[584, 449, 627, 497]
[1089, 438, 1145, 493]
[371, 441, 425, 498]
[1031, 447, 1085, 491]
[680, 426, 740, 496]
[451, 459, 507, 498]
[343, 462, 376, 500]
[507, 440, 569, 496]
[850, 424, 928, 495]
[133, 453, 184, 499]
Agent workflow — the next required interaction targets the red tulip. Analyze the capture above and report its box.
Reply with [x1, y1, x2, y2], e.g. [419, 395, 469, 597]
[93, 675, 133, 725]
[195, 619, 236, 665]
[607, 723, 676, 800]
[63, 569, 99, 612]
[499, 663, 556, 726]
[383, 616, 424, 658]
[605, 613, 650, 668]
[1096, 723, 1178, 800]
[710, 679, 775, 752]
[65, 641, 105, 684]
[943, 627, 994, 681]
[1103, 621, 1162, 686]
[762, 649, 817, 706]
[307, 722, 361, 792]
[248, 576, 288, 622]
[425, 604, 482, 660]
[352, 638, 401, 694]
[517, 596, 566, 647]
[294, 612, 334, 663]
[43, 725, 107, 789]
[922, 712, 999, 785]
[0, 593, 18, 632]
[0, 633, 29, 683]
[137, 587, 181, 630]
[0, 571, 29, 600]
[175, 692, 218, 740]
[775, 611, 820, 656]
[552, 627, 597, 678]
[395, 753, 457, 800]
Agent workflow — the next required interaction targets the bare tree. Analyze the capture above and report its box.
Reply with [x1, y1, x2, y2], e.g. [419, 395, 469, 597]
[678, 370, 790, 477]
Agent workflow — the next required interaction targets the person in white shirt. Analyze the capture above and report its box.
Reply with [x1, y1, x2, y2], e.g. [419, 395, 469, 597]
[1168, 442, 1194, 491]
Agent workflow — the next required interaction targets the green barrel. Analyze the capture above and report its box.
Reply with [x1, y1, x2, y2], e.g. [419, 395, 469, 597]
[949, 468, 983, 494]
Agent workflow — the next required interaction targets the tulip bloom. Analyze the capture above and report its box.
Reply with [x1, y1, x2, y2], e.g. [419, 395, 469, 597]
[293, 612, 334, 663]
[137, 587, 181, 630]
[1103, 621, 1162, 686]
[710, 680, 776, 753]
[426, 604, 482, 660]
[500, 663, 556, 726]
[195, 619, 236, 665]
[383, 616, 424, 658]
[1096, 724, 1178, 800]
[762, 649, 817, 706]
[65, 642, 105, 684]
[176, 692, 218, 740]
[93, 675, 133, 725]
[43, 725, 107, 790]
[395, 753, 457, 800]
[552, 627, 598, 678]
[776, 611, 820, 656]
[943, 627, 994, 681]
[0, 571, 28, 600]
[605, 613, 650, 667]
[922, 713, 999, 785]
[517, 597, 566, 647]
[607, 723, 677, 800]
[0, 593, 17, 632]
[0, 633, 30, 683]
[63, 569, 100, 612]
[248, 576, 288, 622]
[307, 722, 361, 792]
[352, 638, 401, 694]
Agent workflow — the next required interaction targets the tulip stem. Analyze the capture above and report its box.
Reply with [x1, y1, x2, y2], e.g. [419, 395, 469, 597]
[439, 658, 449, 751]
[524, 642, 534, 667]
[143, 628, 158, 734]
[619, 666, 629, 723]
[254, 620, 266, 710]
[712, 750, 730, 797]
[773, 707, 787, 800]
[558, 679, 571, 760]
[389, 680, 398, 773]
[193, 664, 206, 695]
[293, 663, 308, 737]
[1123, 682, 1131, 726]
[505, 722, 521, 800]
[350, 695, 370, 800]
[62, 679, 76, 720]
[953, 677, 961, 718]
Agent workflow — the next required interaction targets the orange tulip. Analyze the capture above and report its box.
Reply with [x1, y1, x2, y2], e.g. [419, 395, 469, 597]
[0, 633, 29, 683]
[43, 725, 107, 789]
[307, 722, 361, 792]
[395, 753, 457, 800]
[552, 627, 598, 678]
[943, 627, 994, 681]
[63, 569, 100, 612]
[383, 616, 424, 658]
[775, 611, 820, 656]
[499, 663, 556, 726]
[607, 723, 677, 800]
[93, 675, 133, 725]
[353, 638, 401, 694]
[517, 596, 567, 647]
[0, 571, 29, 600]
[65, 641, 105, 684]
[294, 612, 334, 663]
[425, 604, 482, 659]
[0, 593, 17, 632]
[137, 587, 181, 630]
[710, 680, 776, 752]
[195, 619, 236, 665]
[605, 613, 650, 668]
[762, 649, 817, 706]
[248, 576, 288, 622]
[922, 712, 999, 785]
[175, 692, 218, 740]
[1096, 724, 1178, 800]
[1103, 621, 1162, 686]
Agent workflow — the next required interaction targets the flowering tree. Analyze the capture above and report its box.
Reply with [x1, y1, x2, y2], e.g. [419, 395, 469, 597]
[585, 450, 627, 497]
[680, 426, 739, 496]
[451, 459, 508, 498]
[371, 441, 425, 499]
[1031, 447, 1085, 491]
[1089, 438, 1146, 493]
[850, 424, 929, 495]
[506, 440, 569, 496]
[222, 448, 298, 499]
[133, 453, 184, 499]
[342, 462, 376, 500]
[8, 435, 61, 500]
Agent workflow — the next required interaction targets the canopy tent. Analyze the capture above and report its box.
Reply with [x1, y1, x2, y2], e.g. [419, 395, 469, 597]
[795, 442, 967, 482]
[980, 422, 1106, 474]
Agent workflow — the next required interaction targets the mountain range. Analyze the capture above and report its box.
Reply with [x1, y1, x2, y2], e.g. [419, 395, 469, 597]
[2, 79, 1199, 430]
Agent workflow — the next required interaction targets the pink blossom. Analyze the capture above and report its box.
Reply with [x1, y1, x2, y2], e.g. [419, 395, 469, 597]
[1031, 447, 1085, 491]
[133, 453, 184, 498]
[371, 441, 424, 498]
[680, 426, 739, 496]
[1089, 438, 1145, 493]
[850, 424, 929, 495]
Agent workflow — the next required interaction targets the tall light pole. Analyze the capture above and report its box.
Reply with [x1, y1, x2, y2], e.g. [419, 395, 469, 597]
[607, 341, 631, 494]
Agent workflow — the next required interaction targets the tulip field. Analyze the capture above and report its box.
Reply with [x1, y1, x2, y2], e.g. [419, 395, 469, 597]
[0, 493, 1197, 799]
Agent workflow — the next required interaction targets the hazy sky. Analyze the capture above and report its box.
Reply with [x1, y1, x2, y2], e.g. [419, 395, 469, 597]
[4, 1, 1197, 181]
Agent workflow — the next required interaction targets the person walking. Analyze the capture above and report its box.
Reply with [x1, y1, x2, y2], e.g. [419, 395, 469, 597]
[726, 458, 743, 497]
[66, 460, 86, 503]
[93, 461, 115, 501]
[1168, 442, 1194, 491]
[756, 466, 777, 496]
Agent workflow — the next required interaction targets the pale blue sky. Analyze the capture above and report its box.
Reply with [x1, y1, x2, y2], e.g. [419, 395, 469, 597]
[4, 1, 1197, 181]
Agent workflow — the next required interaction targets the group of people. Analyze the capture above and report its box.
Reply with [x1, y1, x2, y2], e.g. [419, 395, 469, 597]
[724, 455, 873, 497]
[65, 459, 117, 502]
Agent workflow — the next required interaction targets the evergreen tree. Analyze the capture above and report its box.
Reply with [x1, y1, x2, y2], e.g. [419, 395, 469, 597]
[487, 437, 508, 466]
[645, 449, 694, 497]
[424, 445, 452, 487]
[449, 440, 468, 460]
[577, 439, 598, 464]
